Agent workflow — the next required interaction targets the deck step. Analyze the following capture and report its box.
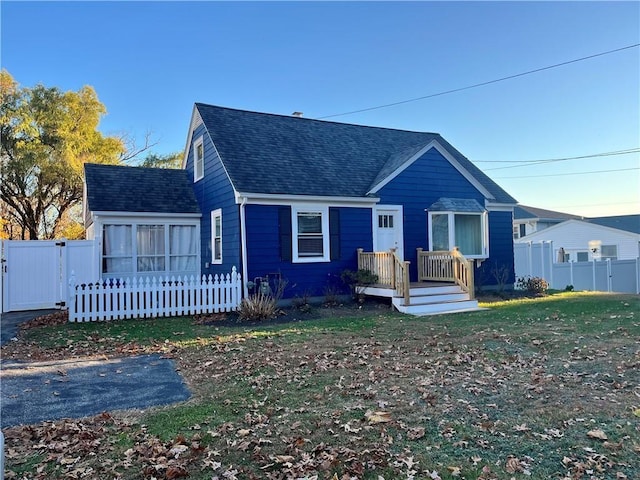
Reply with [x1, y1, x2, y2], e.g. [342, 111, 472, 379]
[361, 282, 481, 316]
[393, 298, 482, 316]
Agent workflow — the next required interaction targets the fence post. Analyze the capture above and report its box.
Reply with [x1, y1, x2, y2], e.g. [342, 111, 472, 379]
[570, 261, 574, 288]
[606, 258, 612, 293]
[637, 257, 640, 294]
[592, 260, 596, 292]
[68, 271, 76, 322]
[548, 241, 554, 289]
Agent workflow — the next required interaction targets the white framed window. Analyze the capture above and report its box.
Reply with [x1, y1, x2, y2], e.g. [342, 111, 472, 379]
[292, 206, 330, 263]
[211, 209, 222, 264]
[137, 225, 165, 272]
[577, 251, 589, 262]
[103, 225, 133, 274]
[601, 245, 617, 261]
[169, 225, 198, 271]
[102, 222, 199, 277]
[428, 211, 489, 258]
[194, 136, 204, 182]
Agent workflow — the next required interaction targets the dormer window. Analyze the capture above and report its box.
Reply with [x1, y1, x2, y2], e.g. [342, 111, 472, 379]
[194, 136, 204, 182]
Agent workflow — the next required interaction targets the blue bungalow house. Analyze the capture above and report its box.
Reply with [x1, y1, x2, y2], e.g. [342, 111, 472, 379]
[177, 103, 517, 314]
[83, 103, 517, 314]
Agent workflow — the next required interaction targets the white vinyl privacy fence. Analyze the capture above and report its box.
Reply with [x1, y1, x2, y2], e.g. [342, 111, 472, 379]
[515, 242, 640, 294]
[1, 239, 96, 312]
[68, 268, 241, 322]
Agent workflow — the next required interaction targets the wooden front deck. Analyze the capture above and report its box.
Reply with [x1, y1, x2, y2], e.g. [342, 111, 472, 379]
[357, 248, 479, 315]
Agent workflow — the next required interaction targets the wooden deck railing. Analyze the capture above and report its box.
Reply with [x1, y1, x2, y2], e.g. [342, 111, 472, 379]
[417, 247, 475, 299]
[357, 248, 410, 304]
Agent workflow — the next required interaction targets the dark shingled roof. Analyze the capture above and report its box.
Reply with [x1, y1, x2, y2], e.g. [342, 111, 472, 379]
[428, 198, 485, 213]
[84, 163, 201, 214]
[514, 205, 582, 221]
[195, 103, 517, 204]
[588, 215, 640, 234]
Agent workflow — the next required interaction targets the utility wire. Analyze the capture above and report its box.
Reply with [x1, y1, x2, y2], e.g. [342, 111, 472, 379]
[318, 44, 640, 119]
[474, 148, 640, 164]
[483, 148, 640, 171]
[494, 167, 640, 179]
[553, 200, 639, 208]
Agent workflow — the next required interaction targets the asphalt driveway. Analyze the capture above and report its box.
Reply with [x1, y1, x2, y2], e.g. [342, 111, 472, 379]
[1, 354, 191, 428]
[0, 309, 58, 346]
[1, 310, 191, 428]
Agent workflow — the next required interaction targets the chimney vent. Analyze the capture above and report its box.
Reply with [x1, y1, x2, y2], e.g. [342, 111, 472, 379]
[292, 111, 303, 117]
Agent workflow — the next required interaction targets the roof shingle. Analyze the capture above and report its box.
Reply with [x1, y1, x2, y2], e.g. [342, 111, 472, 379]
[196, 103, 517, 204]
[84, 163, 201, 214]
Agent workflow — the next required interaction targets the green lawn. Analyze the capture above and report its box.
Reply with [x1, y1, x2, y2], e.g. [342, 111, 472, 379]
[3, 292, 639, 479]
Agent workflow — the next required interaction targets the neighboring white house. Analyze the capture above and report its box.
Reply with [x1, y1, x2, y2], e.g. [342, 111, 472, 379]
[512, 205, 582, 240]
[515, 216, 640, 262]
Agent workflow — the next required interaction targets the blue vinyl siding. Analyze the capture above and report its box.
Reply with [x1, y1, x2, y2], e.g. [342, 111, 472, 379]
[245, 205, 372, 298]
[377, 147, 488, 280]
[184, 124, 241, 277]
[476, 210, 516, 287]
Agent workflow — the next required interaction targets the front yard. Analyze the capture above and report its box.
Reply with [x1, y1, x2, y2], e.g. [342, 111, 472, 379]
[2, 292, 639, 479]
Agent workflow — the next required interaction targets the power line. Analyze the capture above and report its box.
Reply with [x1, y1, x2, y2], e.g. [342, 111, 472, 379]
[553, 200, 639, 208]
[318, 44, 640, 119]
[483, 148, 640, 171]
[473, 148, 640, 164]
[494, 167, 640, 179]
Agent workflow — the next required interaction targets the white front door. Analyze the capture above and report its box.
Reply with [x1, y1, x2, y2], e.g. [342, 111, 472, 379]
[374, 206, 404, 259]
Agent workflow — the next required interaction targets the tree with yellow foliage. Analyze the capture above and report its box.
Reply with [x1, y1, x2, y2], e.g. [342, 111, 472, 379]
[1, 70, 126, 239]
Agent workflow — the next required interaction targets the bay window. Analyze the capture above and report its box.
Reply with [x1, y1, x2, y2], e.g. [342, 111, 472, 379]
[428, 211, 488, 258]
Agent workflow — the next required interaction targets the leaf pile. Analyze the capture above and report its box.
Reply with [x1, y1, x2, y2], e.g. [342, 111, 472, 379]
[2, 293, 639, 479]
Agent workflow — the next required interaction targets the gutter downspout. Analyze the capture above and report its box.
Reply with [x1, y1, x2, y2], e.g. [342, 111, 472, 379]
[239, 196, 249, 299]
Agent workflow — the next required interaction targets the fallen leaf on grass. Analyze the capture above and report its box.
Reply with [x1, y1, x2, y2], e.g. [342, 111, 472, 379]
[274, 455, 295, 464]
[166, 466, 189, 479]
[587, 429, 608, 440]
[447, 466, 461, 476]
[365, 410, 392, 423]
[407, 427, 425, 440]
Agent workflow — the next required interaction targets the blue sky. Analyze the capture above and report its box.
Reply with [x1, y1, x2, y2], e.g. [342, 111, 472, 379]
[2, 1, 639, 217]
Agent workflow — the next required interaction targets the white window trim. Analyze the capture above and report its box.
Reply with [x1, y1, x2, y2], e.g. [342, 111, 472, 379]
[194, 135, 204, 182]
[211, 208, 222, 264]
[427, 210, 489, 259]
[100, 219, 200, 277]
[292, 205, 330, 263]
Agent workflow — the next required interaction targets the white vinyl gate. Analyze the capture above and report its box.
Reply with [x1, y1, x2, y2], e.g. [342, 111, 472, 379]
[1, 240, 96, 313]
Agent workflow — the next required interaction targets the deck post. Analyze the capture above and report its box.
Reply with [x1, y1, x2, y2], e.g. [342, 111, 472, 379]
[357, 248, 364, 270]
[467, 259, 475, 299]
[403, 261, 410, 305]
[416, 248, 423, 280]
[390, 248, 397, 289]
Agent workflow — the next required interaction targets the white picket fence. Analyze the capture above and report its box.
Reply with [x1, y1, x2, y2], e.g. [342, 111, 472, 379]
[68, 268, 242, 322]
